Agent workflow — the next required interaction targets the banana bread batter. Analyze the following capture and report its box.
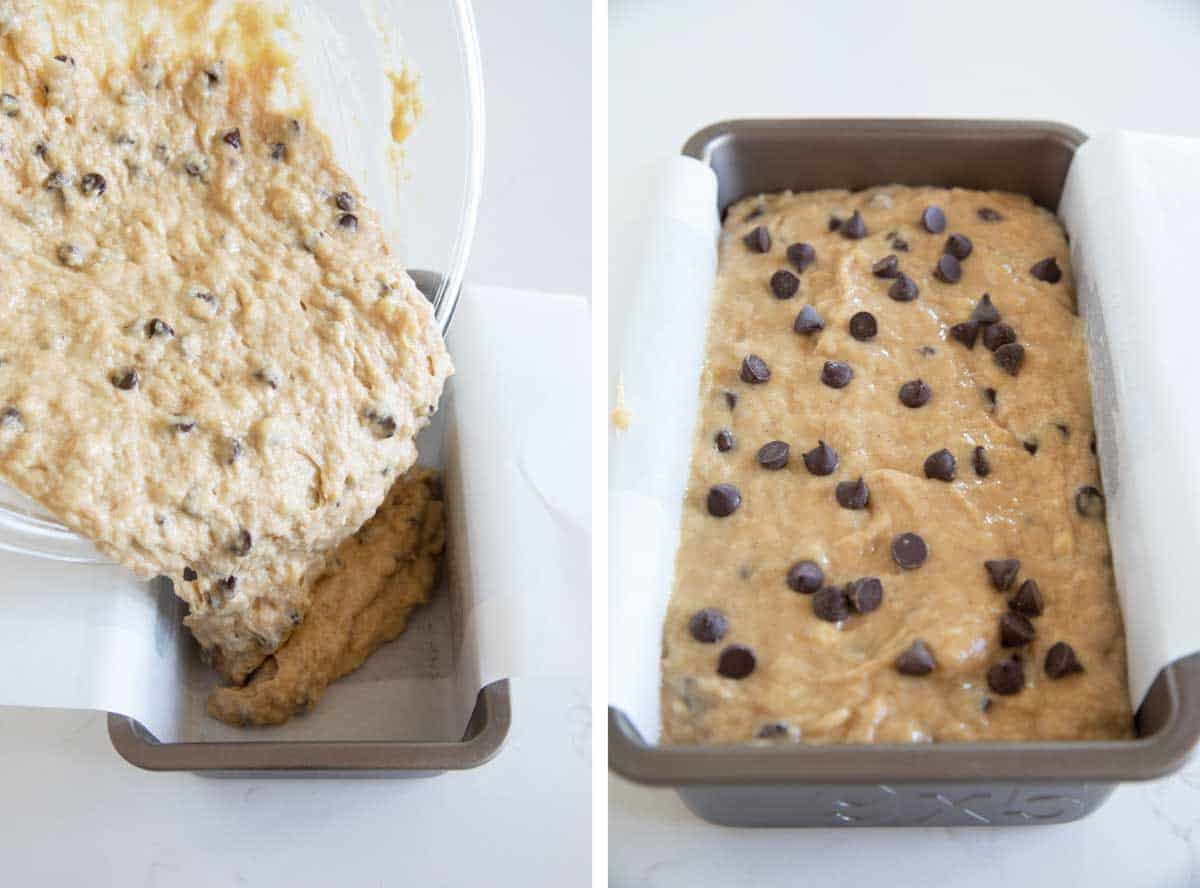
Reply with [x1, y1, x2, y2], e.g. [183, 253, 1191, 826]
[662, 186, 1132, 744]
[0, 2, 451, 684]
[208, 467, 444, 727]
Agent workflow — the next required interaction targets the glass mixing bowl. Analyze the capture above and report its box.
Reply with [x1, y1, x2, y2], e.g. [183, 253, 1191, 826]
[0, 0, 484, 562]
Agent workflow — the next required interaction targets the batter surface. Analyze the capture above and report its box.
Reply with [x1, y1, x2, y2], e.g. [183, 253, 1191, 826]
[662, 186, 1132, 744]
[209, 467, 444, 727]
[0, 2, 451, 683]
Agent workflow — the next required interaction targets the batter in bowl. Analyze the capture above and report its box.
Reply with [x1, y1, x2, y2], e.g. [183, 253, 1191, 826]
[0, 1, 451, 695]
[661, 185, 1131, 744]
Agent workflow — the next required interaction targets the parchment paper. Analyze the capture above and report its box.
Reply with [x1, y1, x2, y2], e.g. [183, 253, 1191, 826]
[1060, 130, 1200, 706]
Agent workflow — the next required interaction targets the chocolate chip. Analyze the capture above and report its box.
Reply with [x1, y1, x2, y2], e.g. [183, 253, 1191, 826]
[888, 273, 919, 302]
[987, 657, 1025, 695]
[688, 608, 728, 643]
[828, 216, 842, 231]
[757, 440, 789, 470]
[821, 360, 853, 389]
[218, 575, 237, 591]
[724, 391, 738, 410]
[0, 93, 17, 117]
[971, 293, 1001, 326]
[985, 559, 1020, 592]
[983, 387, 998, 410]
[54, 54, 75, 67]
[786, 242, 815, 272]
[841, 210, 867, 239]
[366, 410, 397, 439]
[183, 156, 208, 177]
[835, 477, 869, 510]
[972, 446, 990, 477]
[872, 255, 900, 278]
[898, 379, 932, 408]
[802, 440, 839, 476]
[1010, 579, 1044, 617]
[743, 225, 771, 253]
[1075, 485, 1105, 518]
[740, 354, 770, 384]
[1023, 440, 1039, 456]
[934, 254, 962, 283]
[0, 407, 22, 432]
[1030, 257, 1062, 283]
[787, 560, 824, 594]
[812, 586, 850, 622]
[923, 448, 956, 482]
[706, 484, 742, 517]
[717, 644, 757, 679]
[270, 142, 287, 161]
[994, 342, 1025, 375]
[224, 437, 244, 464]
[223, 128, 241, 149]
[846, 577, 884, 613]
[891, 532, 928, 569]
[982, 322, 1016, 352]
[755, 722, 794, 740]
[337, 213, 359, 231]
[172, 420, 195, 434]
[978, 207, 1003, 222]
[714, 429, 734, 452]
[145, 318, 174, 338]
[230, 529, 252, 557]
[43, 170, 66, 190]
[79, 172, 106, 196]
[950, 321, 979, 349]
[194, 289, 216, 304]
[945, 233, 973, 260]
[182, 567, 198, 582]
[1045, 642, 1084, 678]
[1000, 611, 1036, 647]
[921, 205, 946, 234]
[895, 640, 936, 676]
[793, 305, 824, 334]
[849, 311, 877, 341]
[888, 232, 911, 251]
[335, 191, 356, 212]
[253, 367, 280, 389]
[57, 243, 83, 267]
[111, 368, 139, 390]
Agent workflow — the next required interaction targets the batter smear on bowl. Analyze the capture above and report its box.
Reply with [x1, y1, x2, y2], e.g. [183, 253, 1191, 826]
[0, 1, 451, 715]
[661, 186, 1131, 744]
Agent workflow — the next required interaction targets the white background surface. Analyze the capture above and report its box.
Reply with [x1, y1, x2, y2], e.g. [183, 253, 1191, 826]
[609, 1, 1200, 886]
[0, 2, 592, 886]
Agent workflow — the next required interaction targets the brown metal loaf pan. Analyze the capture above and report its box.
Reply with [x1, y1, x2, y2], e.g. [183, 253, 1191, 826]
[108, 679, 510, 777]
[608, 119, 1200, 827]
[107, 271, 510, 777]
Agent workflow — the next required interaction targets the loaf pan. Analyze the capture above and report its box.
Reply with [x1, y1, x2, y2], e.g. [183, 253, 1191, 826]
[608, 119, 1200, 827]
[107, 271, 510, 776]
[108, 679, 510, 776]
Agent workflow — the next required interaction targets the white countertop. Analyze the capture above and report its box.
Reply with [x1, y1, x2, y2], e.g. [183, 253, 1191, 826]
[0, 2, 591, 885]
[609, 0, 1200, 885]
